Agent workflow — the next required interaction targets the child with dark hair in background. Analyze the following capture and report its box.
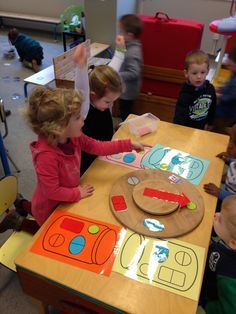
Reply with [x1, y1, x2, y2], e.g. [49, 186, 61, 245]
[173, 49, 216, 130]
[118, 14, 143, 121]
[0, 42, 145, 232]
[199, 195, 236, 314]
[204, 123, 236, 202]
[8, 28, 43, 72]
[213, 41, 236, 133]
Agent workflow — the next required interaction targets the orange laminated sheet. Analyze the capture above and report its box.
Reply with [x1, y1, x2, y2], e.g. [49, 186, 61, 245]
[31, 210, 125, 276]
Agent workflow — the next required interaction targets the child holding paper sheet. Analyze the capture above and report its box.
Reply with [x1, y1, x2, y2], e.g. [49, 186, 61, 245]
[76, 35, 128, 174]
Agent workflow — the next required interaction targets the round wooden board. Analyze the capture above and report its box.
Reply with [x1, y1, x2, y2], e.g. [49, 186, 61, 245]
[133, 179, 179, 215]
[110, 169, 204, 238]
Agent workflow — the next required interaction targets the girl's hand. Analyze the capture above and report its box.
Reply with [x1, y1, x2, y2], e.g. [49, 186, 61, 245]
[73, 42, 88, 67]
[116, 35, 125, 50]
[203, 183, 220, 197]
[131, 142, 151, 152]
[79, 184, 94, 199]
[216, 152, 229, 162]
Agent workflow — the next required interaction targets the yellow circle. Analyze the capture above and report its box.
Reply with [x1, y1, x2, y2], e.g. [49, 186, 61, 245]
[88, 225, 99, 234]
[160, 163, 169, 170]
[187, 202, 197, 210]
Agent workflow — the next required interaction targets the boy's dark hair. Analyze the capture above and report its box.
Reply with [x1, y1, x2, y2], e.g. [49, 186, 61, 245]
[119, 14, 143, 38]
[229, 40, 236, 64]
[8, 28, 19, 43]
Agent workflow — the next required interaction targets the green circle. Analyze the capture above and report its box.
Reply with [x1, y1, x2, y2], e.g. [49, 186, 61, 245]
[187, 202, 197, 210]
[88, 225, 100, 234]
[160, 163, 169, 170]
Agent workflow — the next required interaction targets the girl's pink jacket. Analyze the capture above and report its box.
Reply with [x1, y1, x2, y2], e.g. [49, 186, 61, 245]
[30, 133, 132, 225]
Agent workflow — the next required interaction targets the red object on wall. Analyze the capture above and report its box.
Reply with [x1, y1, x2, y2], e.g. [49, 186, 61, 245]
[139, 12, 204, 69]
[138, 13, 204, 99]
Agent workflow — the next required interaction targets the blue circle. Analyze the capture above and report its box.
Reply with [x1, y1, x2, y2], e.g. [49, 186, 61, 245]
[171, 155, 184, 165]
[123, 153, 135, 164]
[69, 235, 85, 254]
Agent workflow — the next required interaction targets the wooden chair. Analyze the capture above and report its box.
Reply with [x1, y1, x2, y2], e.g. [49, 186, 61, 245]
[0, 175, 32, 271]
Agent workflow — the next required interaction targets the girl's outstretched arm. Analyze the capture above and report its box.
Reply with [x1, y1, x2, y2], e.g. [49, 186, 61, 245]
[74, 40, 90, 119]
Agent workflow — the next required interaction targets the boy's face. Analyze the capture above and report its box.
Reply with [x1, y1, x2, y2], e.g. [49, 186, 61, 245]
[119, 22, 133, 42]
[184, 63, 208, 87]
[227, 126, 236, 157]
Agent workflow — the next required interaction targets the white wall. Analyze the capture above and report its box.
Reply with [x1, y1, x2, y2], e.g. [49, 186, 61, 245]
[138, 0, 232, 54]
[0, 0, 84, 18]
[0, 1, 84, 34]
[0, 0, 233, 53]
[117, 0, 138, 20]
[85, 0, 137, 49]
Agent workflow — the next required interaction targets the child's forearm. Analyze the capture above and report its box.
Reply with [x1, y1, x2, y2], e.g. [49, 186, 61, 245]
[109, 34, 126, 71]
[74, 42, 90, 119]
[42, 183, 81, 202]
[75, 64, 90, 118]
[109, 49, 125, 72]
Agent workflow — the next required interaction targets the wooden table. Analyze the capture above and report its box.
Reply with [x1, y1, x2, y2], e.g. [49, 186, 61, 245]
[23, 65, 55, 98]
[23, 42, 111, 98]
[15, 121, 229, 314]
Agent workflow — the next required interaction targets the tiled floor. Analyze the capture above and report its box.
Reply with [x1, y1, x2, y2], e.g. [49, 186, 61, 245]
[0, 28, 64, 314]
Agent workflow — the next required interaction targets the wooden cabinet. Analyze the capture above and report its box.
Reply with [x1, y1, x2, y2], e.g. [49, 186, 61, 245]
[114, 65, 185, 122]
[133, 93, 177, 123]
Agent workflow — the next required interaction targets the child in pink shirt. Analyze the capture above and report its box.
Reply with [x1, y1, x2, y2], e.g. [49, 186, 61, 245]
[0, 42, 145, 232]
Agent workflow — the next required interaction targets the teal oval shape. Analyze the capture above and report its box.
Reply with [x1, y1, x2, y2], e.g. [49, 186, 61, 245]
[69, 235, 85, 254]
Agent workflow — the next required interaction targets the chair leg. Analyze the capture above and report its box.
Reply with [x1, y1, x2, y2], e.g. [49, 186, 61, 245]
[213, 35, 228, 79]
[6, 151, 20, 173]
[0, 132, 11, 175]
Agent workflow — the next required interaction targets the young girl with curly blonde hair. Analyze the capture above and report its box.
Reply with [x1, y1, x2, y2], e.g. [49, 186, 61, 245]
[0, 42, 144, 231]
